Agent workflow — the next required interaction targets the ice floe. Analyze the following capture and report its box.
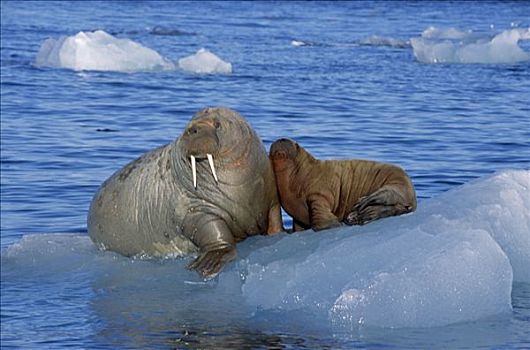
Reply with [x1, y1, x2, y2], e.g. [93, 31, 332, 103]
[2, 170, 528, 329]
[226, 169, 528, 328]
[35, 30, 232, 74]
[411, 27, 530, 64]
[35, 30, 175, 72]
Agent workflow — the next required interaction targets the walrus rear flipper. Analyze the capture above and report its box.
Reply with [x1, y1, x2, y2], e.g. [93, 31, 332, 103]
[293, 219, 309, 232]
[345, 204, 410, 225]
[267, 202, 284, 234]
[185, 217, 236, 279]
[344, 185, 415, 225]
[308, 194, 342, 231]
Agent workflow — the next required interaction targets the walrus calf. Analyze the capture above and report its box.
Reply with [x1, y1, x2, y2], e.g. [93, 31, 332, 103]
[88, 107, 283, 278]
[269, 138, 416, 231]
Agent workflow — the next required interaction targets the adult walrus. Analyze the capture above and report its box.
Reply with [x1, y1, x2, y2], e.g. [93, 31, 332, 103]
[88, 107, 283, 278]
[269, 138, 416, 231]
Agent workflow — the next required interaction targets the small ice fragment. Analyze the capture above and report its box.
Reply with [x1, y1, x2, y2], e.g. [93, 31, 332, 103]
[291, 40, 306, 47]
[177, 48, 232, 74]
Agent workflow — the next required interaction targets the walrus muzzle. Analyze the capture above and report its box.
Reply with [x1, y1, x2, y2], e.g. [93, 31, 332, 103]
[269, 138, 300, 172]
[181, 120, 220, 189]
[270, 138, 299, 159]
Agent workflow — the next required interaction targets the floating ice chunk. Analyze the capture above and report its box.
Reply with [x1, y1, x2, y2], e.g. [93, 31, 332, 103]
[35, 30, 175, 72]
[1, 234, 99, 277]
[222, 169, 529, 328]
[235, 220, 512, 329]
[290, 39, 319, 47]
[329, 227, 512, 328]
[411, 27, 530, 64]
[2, 170, 527, 330]
[423, 170, 530, 283]
[177, 48, 232, 74]
[291, 40, 308, 47]
[421, 26, 475, 40]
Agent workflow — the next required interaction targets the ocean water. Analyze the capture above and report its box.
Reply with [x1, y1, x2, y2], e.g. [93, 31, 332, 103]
[1, 1, 530, 349]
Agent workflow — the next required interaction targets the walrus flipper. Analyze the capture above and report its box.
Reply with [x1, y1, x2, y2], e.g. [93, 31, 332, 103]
[307, 194, 342, 231]
[344, 185, 414, 225]
[293, 219, 308, 232]
[267, 202, 284, 234]
[187, 245, 236, 279]
[345, 204, 408, 225]
[185, 217, 236, 279]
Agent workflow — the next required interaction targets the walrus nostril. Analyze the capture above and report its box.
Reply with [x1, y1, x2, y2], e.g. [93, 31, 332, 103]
[271, 150, 287, 159]
[270, 138, 298, 158]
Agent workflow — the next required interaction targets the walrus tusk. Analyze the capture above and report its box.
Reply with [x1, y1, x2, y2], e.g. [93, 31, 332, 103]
[207, 153, 218, 183]
[191, 155, 197, 188]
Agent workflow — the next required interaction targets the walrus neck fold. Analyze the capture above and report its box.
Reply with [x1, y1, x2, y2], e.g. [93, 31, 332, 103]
[293, 147, 318, 175]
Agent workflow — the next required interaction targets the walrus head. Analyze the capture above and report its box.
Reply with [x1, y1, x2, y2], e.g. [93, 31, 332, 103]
[269, 138, 301, 173]
[178, 107, 257, 189]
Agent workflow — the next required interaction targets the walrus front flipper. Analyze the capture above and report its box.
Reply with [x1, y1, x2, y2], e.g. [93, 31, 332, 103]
[307, 194, 342, 231]
[344, 185, 415, 225]
[293, 219, 308, 232]
[185, 217, 236, 279]
[267, 202, 284, 234]
[187, 246, 236, 279]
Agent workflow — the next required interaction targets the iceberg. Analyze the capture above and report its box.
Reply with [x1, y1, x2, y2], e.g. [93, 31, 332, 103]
[35, 30, 175, 72]
[34, 31, 233, 75]
[2, 170, 528, 330]
[177, 48, 232, 74]
[410, 27, 530, 64]
[224, 169, 528, 328]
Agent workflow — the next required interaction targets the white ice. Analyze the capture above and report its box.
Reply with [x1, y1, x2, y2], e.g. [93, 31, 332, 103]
[410, 27, 530, 64]
[291, 40, 308, 47]
[35, 31, 233, 74]
[224, 169, 529, 328]
[177, 48, 233, 74]
[2, 170, 529, 329]
[35, 30, 175, 72]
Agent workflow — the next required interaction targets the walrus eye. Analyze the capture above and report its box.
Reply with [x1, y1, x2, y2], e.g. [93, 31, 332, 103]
[214, 120, 221, 129]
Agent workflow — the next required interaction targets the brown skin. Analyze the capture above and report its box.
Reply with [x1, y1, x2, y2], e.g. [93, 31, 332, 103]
[269, 138, 416, 232]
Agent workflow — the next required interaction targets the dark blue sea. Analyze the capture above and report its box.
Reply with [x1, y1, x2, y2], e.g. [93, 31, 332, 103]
[1, 1, 529, 349]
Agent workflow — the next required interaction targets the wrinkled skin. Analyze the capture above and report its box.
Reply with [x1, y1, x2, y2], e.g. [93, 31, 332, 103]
[88, 107, 283, 278]
[269, 138, 416, 232]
